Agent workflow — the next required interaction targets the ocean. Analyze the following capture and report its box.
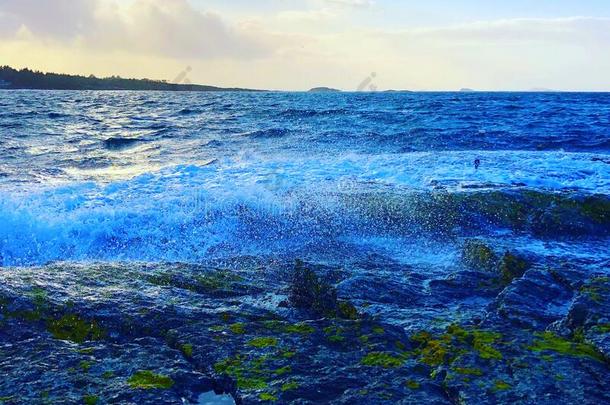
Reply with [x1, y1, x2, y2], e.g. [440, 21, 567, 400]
[0, 90, 609, 404]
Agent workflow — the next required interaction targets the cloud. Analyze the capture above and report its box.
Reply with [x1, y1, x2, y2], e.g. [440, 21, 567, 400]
[361, 17, 610, 91]
[0, 0, 94, 39]
[323, 0, 374, 8]
[0, 0, 271, 59]
[404, 17, 610, 44]
[276, 8, 337, 23]
[0, 2, 608, 91]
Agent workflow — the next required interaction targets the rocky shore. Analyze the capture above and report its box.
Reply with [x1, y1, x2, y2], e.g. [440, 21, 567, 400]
[1, 190, 609, 404]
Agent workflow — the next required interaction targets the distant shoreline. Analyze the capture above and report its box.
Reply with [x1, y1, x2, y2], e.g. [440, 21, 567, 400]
[2, 88, 608, 94]
[1, 67, 607, 93]
[0, 66, 260, 92]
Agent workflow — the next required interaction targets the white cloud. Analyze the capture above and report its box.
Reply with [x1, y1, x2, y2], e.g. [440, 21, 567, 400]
[0, 1, 608, 91]
[323, 0, 374, 8]
[0, 0, 95, 39]
[276, 8, 337, 23]
[404, 17, 610, 44]
[0, 0, 272, 59]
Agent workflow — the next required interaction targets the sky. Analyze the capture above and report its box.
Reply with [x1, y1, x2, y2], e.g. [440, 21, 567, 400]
[0, 0, 609, 91]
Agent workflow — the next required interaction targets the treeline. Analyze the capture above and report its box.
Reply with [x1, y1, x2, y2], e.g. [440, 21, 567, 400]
[0, 66, 255, 91]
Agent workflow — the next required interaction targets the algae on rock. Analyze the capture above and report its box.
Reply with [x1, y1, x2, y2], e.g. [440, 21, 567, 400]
[127, 370, 174, 389]
[462, 240, 498, 271]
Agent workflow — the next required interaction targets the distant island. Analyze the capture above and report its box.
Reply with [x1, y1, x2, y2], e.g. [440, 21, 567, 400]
[0, 66, 257, 91]
[308, 87, 341, 93]
[528, 87, 558, 92]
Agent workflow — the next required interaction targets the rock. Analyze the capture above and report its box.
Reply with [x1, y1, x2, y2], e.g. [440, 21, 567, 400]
[497, 252, 530, 284]
[495, 269, 573, 329]
[0, 257, 609, 404]
[289, 260, 360, 320]
[334, 190, 610, 238]
[560, 275, 610, 360]
[462, 240, 498, 271]
[429, 271, 502, 300]
[338, 275, 423, 305]
[289, 259, 338, 316]
[308, 87, 341, 93]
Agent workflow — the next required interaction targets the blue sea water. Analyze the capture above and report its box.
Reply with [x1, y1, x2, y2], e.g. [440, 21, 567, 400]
[1, 90, 610, 404]
[0, 91, 609, 267]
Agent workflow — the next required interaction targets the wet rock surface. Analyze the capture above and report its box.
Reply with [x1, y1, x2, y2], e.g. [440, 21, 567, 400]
[0, 245, 609, 404]
[2, 87, 610, 405]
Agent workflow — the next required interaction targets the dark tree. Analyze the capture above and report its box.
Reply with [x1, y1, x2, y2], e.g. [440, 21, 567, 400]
[0, 66, 256, 92]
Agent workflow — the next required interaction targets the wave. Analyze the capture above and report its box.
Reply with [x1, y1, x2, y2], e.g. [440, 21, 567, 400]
[178, 108, 202, 115]
[2, 92, 610, 267]
[47, 112, 69, 119]
[103, 137, 143, 151]
[0, 160, 608, 267]
[243, 128, 290, 138]
[279, 108, 347, 118]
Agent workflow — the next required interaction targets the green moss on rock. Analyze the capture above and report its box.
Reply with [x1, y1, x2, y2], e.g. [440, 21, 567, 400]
[581, 195, 610, 224]
[579, 278, 608, 303]
[337, 301, 359, 320]
[405, 380, 420, 390]
[196, 270, 244, 291]
[274, 366, 291, 376]
[472, 330, 503, 360]
[214, 355, 271, 390]
[229, 323, 246, 334]
[454, 367, 483, 376]
[281, 381, 299, 391]
[238, 378, 268, 390]
[421, 338, 449, 366]
[462, 240, 497, 271]
[259, 393, 277, 401]
[214, 355, 244, 375]
[361, 352, 405, 368]
[528, 331, 605, 362]
[412, 326, 503, 367]
[29, 287, 48, 308]
[83, 395, 98, 405]
[146, 273, 173, 287]
[592, 324, 610, 334]
[493, 380, 511, 391]
[79, 360, 92, 372]
[498, 252, 529, 284]
[181, 343, 193, 357]
[248, 337, 278, 348]
[323, 325, 345, 343]
[284, 323, 315, 334]
[47, 314, 105, 343]
[279, 350, 296, 359]
[127, 370, 174, 390]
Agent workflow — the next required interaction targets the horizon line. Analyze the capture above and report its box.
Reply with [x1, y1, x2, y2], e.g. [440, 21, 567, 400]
[2, 65, 609, 93]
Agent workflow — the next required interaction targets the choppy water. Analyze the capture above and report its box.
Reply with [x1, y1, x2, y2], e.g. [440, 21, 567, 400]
[0, 91, 609, 266]
[1, 90, 610, 405]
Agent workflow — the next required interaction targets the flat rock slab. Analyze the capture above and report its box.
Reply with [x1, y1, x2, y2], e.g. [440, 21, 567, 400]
[0, 259, 609, 404]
